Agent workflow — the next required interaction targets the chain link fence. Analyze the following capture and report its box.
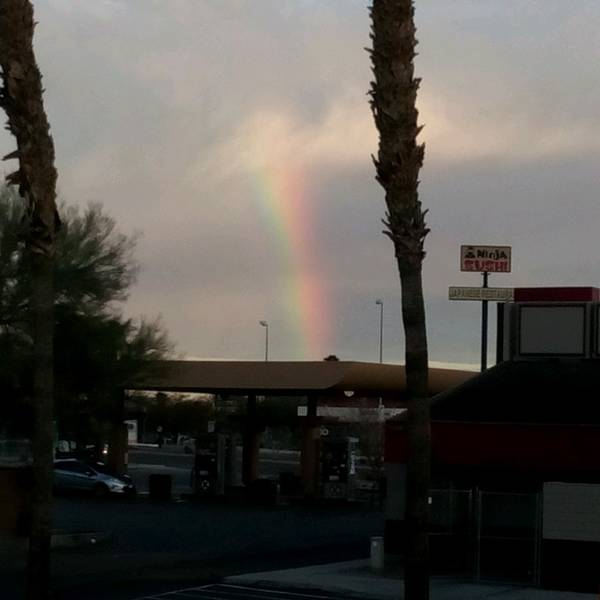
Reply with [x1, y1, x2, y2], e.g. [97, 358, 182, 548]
[429, 488, 541, 584]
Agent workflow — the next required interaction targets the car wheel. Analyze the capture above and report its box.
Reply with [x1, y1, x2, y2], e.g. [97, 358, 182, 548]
[93, 483, 110, 498]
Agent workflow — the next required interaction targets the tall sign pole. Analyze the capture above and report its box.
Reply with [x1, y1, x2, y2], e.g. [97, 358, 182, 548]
[481, 271, 489, 371]
[455, 245, 513, 372]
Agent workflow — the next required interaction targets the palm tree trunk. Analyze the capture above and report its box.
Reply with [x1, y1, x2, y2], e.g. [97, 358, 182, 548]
[27, 252, 55, 599]
[400, 265, 430, 599]
[369, 1, 431, 598]
[0, 2, 59, 598]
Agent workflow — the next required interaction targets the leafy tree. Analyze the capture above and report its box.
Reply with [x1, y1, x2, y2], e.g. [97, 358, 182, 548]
[0, 186, 138, 329]
[54, 202, 138, 314]
[53, 310, 172, 443]
[369, 1, 431, 597]
[138, 392, 214, 441]
[0, 185, 173, 441]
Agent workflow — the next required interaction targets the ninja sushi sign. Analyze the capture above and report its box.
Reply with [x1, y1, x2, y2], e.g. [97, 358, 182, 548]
[460, 245, 512, 273]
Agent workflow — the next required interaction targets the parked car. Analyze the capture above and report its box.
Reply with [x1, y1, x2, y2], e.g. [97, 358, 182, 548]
[87, 460, 134, 486]
[54, 459, 135, 496]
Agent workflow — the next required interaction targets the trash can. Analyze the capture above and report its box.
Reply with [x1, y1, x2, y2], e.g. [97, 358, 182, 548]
[148, 474, 172, 501]
[246, 478, 279, 506]
[279, 472, 301, 496]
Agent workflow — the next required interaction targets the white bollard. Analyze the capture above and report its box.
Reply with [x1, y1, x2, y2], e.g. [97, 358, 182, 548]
[370, 535, 385, 572]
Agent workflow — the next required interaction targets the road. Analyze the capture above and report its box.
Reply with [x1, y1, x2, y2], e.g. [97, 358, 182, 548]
[128, 446, 195, 494]
[128, 445, 302, 495]
[1, 493, 383, 600]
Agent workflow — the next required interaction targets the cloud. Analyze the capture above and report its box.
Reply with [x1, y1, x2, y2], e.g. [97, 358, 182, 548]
[419, 91, 600, 166]
[199, 74, 600, 186]
[46, 0, 125, 20]
[202, 91, 376, 178]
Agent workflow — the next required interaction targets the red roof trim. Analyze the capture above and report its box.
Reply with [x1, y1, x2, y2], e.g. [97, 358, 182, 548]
[514, 287, 600, 302]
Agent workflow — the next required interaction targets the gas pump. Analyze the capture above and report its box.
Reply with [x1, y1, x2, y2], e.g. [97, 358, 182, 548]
[318, 436, 359, 500]
[192, 433, 232, 496]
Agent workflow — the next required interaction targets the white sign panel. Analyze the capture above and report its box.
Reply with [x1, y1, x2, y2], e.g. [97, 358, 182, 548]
[124, 420, 138, 444]
[519, 305, 585, 356]
[461, 245, 511, 273]
[449, 286, 514, 302]
[543, 482, 600, 542]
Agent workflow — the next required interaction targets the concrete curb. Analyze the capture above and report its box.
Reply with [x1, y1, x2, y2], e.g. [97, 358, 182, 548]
[51, 529, 112, 548]
[0, 529, 112, 552]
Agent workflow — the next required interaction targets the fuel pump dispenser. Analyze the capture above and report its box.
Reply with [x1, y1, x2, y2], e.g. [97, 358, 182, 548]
[192, 433, 234, 496]
[318, 435, 359, 500]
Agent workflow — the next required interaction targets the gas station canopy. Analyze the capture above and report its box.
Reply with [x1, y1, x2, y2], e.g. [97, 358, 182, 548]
[126, 360, 474, 398]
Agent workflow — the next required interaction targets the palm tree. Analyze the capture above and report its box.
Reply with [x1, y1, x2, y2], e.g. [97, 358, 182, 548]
[0, 1, 59, 598]
[368, 1, 431, 598]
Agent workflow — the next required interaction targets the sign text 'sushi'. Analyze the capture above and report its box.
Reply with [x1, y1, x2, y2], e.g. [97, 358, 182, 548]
[461, 245, 511, 273]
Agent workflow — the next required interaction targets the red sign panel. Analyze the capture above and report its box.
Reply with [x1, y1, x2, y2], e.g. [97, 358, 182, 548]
[460, 245, 511, 273]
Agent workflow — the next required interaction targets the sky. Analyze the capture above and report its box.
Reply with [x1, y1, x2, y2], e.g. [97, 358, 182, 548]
[2, 1, 600, 367]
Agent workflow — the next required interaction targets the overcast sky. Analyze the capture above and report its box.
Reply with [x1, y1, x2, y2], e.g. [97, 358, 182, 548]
[2, 1, 600, 366]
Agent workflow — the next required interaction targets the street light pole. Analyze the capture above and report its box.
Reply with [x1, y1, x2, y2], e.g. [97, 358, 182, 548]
[375, 299, 384, 363]
[259, 320, 269, 361]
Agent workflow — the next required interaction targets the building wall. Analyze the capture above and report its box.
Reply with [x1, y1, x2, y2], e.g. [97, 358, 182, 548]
[386, 421, 600, 472]
[384, 420, 600, 589]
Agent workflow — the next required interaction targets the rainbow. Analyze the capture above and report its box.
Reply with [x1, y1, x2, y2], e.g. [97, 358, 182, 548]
[254, 165, 331, 360]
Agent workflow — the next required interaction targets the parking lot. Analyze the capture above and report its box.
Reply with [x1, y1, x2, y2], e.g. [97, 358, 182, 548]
[1, 491, 383, 600]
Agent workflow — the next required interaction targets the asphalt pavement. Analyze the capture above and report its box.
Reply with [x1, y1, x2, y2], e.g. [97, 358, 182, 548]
[0, 445, 383, 599]
[1, 492, 382, 599]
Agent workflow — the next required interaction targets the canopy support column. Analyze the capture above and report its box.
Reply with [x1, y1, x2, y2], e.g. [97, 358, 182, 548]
[108, 390, 128, 472]
[301, 396, 319, 497]
[242, 395, 260, 485]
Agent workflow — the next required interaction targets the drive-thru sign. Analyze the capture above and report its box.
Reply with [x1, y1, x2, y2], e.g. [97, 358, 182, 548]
[461, 245, 511, 273]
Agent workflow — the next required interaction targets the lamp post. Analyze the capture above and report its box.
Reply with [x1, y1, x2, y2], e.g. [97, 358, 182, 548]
[259, 320, 269, 361]
[375, 299, 383, 363]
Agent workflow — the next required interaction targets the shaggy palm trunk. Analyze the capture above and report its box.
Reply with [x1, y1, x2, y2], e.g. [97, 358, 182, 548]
[27, 253, 54, 599]
[369, 1, 431, 598]
[401, 265, 430, 599]
[0, 2, 59, 598]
